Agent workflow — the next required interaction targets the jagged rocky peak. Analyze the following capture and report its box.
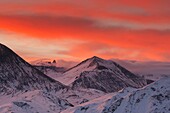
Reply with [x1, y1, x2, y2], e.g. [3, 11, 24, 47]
[83, 56, 126, 71]
[0, 43, 66, 94]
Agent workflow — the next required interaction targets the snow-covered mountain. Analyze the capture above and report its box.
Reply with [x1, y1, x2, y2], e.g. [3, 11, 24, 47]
[0, 43, 66, 94]
[62, 77, 170, 113]
[58, 56, 146, 93]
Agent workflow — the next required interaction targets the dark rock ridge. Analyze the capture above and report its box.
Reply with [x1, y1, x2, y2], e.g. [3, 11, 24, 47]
[71, 56, 147, 93]
[0, 43, 66, 94]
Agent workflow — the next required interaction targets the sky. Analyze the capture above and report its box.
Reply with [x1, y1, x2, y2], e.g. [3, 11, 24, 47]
[0, 0, 170, 62]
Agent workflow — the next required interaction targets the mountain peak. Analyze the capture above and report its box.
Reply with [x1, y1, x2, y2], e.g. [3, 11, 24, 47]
[0, 43, 10, 50]
[91, 56, 101, 59]
[0, 43, 17, 63]
[90, 56, 103, 61]
[0, 44, 66, 94]
[86, 56, 105, 65]
[0, 43, 5, 47]
[0, 43, 29, 65]
[66, 56, 104, 72]
[62, 56, 146, 87]
[0, 43, 10, 55]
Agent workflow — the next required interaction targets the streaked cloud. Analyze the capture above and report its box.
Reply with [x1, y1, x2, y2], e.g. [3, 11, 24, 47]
[0, 0, 169, 61]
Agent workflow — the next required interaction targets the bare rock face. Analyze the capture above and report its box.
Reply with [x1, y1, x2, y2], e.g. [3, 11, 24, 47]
[0, 43, 66, 94]
[70, 56, 146, 93]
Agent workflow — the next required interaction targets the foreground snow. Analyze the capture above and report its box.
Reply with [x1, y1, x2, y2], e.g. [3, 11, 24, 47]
[0, 88, 105, 113]
[62, 77, 170, 113]
[0, 90, 73, 113]
[56, 88, 105, 106]
[0, 78, 169, 113]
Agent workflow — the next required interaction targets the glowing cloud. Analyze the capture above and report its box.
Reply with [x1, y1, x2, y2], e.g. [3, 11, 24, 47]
[0, 0, 169, 61]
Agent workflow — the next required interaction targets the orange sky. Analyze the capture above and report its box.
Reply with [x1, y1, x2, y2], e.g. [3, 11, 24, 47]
[0, 0, 170, 62]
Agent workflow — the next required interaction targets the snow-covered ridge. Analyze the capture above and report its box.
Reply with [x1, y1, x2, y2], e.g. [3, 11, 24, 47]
[62, 77, 170, 113]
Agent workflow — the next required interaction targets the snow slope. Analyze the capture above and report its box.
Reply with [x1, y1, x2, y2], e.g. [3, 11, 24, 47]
[56, 88, 105, 106]
[0, 88, 105, 113]
[34, 65, 65, 81]
[31, 59, 66, 81]
[62, 77, 170, 113]
[0, 90, 73, 113]
[57, 56, 99, 85]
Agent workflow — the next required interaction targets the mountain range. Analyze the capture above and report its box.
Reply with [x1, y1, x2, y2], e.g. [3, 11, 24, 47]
[0, 43, 169, 113]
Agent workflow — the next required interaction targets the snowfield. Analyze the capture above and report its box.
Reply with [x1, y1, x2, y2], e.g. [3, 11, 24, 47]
[0, 77, 169, 113]
[0, 90, 73, 113]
